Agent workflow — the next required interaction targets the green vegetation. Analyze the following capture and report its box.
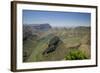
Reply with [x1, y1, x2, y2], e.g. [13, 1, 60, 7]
[65, 49, 88, 60]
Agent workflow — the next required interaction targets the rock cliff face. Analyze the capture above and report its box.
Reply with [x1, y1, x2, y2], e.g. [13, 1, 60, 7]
[42, 36, 61, 55]
[23, 23, 52, 41]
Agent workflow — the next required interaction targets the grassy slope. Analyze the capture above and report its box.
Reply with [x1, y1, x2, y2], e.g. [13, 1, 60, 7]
[26, 34, 54, 62]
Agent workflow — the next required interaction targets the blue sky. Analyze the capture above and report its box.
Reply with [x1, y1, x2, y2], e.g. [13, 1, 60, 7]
[23, 10, 91, 27]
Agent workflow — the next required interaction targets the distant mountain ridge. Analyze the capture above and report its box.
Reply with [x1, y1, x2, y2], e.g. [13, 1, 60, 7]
[23, 23, 52, 31]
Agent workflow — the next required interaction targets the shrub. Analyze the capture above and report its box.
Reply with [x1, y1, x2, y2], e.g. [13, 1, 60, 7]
[65, 49, 88, 60]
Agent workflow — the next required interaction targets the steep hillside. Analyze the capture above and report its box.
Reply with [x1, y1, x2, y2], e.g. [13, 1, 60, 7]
[23, 26, 91, 62]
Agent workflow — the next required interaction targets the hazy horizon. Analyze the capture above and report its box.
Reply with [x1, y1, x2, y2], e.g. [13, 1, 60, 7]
[23, 10, 91, 27]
